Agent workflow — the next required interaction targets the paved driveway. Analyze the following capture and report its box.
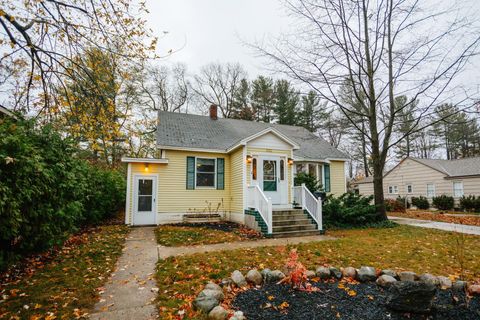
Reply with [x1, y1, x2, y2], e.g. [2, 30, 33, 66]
[389, 216, 480, 236]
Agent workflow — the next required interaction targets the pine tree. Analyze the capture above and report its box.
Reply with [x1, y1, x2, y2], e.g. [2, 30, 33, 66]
[251, 76, 275, 122]
[394, 95, 419, 159]
[231, 78, 254, 120]
[299, 90, 321, 132]
[274, 79, 299, 125]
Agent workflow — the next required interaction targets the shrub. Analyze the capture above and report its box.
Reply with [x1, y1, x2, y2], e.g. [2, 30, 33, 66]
[0, 119, 125, 270]
[412, 196, 430, 209]
[432, 195, 454, 211]
[385, 198, 406, 213]
[323, 193, 390, 228]
[460, 195, 478, 212]
[294, 172, 322, 194]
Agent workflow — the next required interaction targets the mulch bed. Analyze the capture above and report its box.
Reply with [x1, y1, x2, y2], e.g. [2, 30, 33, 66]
[166, 221, 263, 239]
[232, 282, 480, 320]
[390, 210, 480, 227]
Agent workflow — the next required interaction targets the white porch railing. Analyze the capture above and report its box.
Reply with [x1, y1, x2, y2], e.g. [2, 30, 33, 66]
[292, 183, 323, 230]
[247, 185, 273, 234]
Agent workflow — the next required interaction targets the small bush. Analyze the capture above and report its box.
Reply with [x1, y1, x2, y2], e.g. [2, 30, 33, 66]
[432, 195, 454, 211]
[412, 196, 430, 209]
[294, 172, 322, 194]
[385, 198, 406, 213]
[460, 195, 478, 212]
[323, 193, 387, 228]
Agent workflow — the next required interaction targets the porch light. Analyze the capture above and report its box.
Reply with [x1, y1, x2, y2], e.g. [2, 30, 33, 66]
[144, 163, 149, 172]
[246, 155, 253, 163]
[288, 158, 294, 165]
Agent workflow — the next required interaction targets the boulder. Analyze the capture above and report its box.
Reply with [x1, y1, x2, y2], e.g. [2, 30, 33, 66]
[231, 311, 246, 320]
[381, 269, 397, 278]
[205, 282, 223, 292]
[386, 281, 436, 314]
[261, 269, 272, 282]
[193, 294, 219, 313]
[357, 266, 376, 282]
[208, 306, 228, 320]
[220, 278, 233, 287]
[231, 270, 247, 287]
[437, 276, 452, 289]
[342, 267, 357, 279]
[306, 270, 316, 279]
[198, 289, 224, 302]
[246, 269, 263, 285]
[316, 266, 331, 280]
[419, 274, 439, 286]
[468, 284, 480, 295]
[330, 267, 343, 280]
[399, 271, 417, 282]
[270, 270, 286, 282]
[452, 280, 467, 291]
[376, 275, 397, 287]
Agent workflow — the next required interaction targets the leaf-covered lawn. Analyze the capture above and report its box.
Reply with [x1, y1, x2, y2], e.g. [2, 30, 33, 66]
[155, 222, 262, 247]
[390, 210, 480, 226]
[156, 225, 480, 319]
[0, 225, 129, 319]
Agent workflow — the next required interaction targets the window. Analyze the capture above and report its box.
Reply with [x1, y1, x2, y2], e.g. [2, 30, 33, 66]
[252, 158, 257, 180]
[308, 163, 317, 177]
[295, 163, 306, 175]
[388, 185, 398, 194]
[280, 159, 285, 181]
[453, 181, 464, 197]
[426, 183, 435, 197]
[137, 179, 153, 211]
[406, 184, 413, 193]
[196, 158, 216, 187]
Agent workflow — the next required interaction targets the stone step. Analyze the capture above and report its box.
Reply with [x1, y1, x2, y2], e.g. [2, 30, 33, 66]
[273, 224, 317, 233]
[273, 219, 313, 226]
[272, 229, 321, 238]
[272, 213, 309, 220]
[272, 209, 304, 215]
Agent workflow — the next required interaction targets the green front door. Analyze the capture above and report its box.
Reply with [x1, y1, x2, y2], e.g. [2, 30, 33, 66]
[263, 160, 277, 191]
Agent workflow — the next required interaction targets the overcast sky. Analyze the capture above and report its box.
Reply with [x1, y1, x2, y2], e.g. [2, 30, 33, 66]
[145, 0, 293, 77]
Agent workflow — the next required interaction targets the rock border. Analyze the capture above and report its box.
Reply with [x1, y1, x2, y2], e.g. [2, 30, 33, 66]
[193, 266, 479, 319]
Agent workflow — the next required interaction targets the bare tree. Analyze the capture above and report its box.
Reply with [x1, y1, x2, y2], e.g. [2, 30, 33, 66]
[254, 0, 480, 219]
[0, 0, 156, 115]
[141, 64, 191, 112]
[193, 62, 247, 118]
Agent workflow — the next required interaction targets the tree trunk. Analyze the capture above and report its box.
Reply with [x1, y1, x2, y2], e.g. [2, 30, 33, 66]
[372, 153, 387, 220]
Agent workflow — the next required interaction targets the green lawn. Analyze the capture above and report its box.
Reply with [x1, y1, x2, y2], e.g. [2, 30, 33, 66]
[156, 225, 480, 319]
[0, 225, 129, 320]
[155, 223, 262, 247]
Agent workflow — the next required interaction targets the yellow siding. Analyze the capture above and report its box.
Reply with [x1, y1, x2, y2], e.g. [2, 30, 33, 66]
[130, 150, 232, 215]
[330, 160, 346, 196]
[230, 147, 245, 213]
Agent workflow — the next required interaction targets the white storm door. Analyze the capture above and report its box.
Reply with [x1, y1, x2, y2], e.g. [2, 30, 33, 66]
[259, 156, 281, 204]
[133, 175, 157, 225]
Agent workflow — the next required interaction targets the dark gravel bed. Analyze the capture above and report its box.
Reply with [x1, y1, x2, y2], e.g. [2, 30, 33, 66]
[232, 282, 480, 320]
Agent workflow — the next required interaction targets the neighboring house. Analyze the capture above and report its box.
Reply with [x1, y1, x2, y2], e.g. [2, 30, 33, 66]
[0, 106, 17, 119]
[356, 157, 480, 206]
[122, 105, 348, 236]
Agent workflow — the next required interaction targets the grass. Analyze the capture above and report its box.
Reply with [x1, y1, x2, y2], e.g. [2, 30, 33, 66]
[156, 224, 480, 319]
[0, 225, 129, 319]
[155, 223, 262, 247]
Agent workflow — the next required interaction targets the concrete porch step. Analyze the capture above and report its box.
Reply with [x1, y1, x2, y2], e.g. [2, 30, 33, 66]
[272, 229, 322, 238]
[272, 213, 309, 220]
[273, 224, 317, 233]
[272, 209, 304, 215]
[273, 218, 313, 226]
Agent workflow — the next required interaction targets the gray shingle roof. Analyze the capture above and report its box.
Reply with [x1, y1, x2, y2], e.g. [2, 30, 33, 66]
[157, 111, 348, 160]
[411, 157, 480, 177]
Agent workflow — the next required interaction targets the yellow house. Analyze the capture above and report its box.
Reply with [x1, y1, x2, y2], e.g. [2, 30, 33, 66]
[122, 106, 348, 236]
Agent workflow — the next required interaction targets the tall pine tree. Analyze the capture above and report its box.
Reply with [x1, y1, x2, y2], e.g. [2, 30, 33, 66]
[274, 79, 299, 125]
[251, 76, 275, 122]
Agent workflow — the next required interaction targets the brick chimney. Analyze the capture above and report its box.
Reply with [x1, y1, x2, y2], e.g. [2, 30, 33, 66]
[209, 104, 218, 120]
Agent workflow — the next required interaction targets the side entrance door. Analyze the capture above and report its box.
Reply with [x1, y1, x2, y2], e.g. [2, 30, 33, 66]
[258, 156, 286, 205]
[133, 175, 157, 225]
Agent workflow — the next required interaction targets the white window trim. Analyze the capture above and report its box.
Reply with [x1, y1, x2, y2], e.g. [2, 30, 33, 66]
[195, 157, 217, 189]
[388, 185, 398, 194]
[426, 183, 435, 198]
[453, 181, 464, 198]
[406, 184, 413, 194]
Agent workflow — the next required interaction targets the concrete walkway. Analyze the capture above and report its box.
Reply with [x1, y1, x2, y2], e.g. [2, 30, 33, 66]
[89, 227, 159, 320]
[389, 216, 480, 236]
[157, 234, 336, 259]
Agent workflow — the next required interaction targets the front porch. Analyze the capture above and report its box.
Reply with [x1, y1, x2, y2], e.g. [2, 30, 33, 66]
[245, 183, 323, 237]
